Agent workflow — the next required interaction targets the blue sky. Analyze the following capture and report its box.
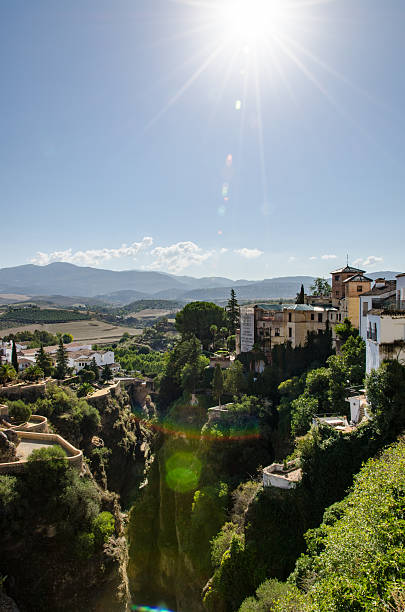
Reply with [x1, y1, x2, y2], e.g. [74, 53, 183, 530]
[1, 0, 405, 280]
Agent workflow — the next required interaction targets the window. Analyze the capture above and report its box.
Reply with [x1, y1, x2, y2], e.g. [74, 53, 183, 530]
[288, 313, 292, 322]
[335, 291, 339, 297]
[288, 327, 292, 338]
[363, 301, 369, 316]
[318, 313, 323, 322]
[374, 323, 377, 341]
[275, 328, 280, 336]
[357, 285, 363, 292]
[335, 275, 340, 281]
[311, 313, 314, 321]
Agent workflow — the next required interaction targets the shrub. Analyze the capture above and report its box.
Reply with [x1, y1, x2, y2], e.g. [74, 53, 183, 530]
[7, 400, 32, 423]
[92, 511, 115, 547]
[21, 365, 44, 382]
[77, 382, 94, 397]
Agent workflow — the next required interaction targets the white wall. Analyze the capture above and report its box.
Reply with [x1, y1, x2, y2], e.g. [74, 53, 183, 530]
[240, 308, 255, 353]
[366, 313, 381, 374]
[359, 295, 370, 341]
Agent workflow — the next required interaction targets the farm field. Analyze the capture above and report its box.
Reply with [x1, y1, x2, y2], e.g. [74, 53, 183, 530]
[0, 319, 142, 343]
[124, 308, 178, 320]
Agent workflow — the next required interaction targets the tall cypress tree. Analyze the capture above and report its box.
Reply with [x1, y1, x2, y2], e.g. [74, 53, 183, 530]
[296, 284, 305, 304]
[36, 344, 53, 377]
[101, 363, 113, 383]
[55, 337, 68, 379]
[227, 289, 240, 335]
[11, 340, 18, 373]
[90, 357, 99, 381]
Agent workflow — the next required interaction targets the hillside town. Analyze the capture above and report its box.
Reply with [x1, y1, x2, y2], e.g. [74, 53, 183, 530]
[1, 263, 404, 611]
[237, 264, 405, 376]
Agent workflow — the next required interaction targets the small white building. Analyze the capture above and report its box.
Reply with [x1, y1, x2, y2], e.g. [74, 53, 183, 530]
[17, 356, 36, 371]
[366, 309, 405, 374]
[346, 394, 370, 424]
[359, 279, 396, 341]
[263, 462, 302, 490]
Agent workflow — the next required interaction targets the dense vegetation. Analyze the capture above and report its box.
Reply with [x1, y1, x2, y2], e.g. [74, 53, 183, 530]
[1, 306, 90, 324]
[1, 328, 59, 346]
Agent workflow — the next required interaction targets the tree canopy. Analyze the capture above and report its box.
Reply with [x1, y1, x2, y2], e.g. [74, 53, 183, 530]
[175, 301, 227, 349]
[309, 278, 331, 296]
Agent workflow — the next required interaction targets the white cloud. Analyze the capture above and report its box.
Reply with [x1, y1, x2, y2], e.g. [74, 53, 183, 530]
[30, 237, 154, 266]
[321, 254, 337, 260]
[309, 256, 317, 261]
[353, 255, 383, 268]
[235, 248, 264, 259]
[149, 241, 215, 273]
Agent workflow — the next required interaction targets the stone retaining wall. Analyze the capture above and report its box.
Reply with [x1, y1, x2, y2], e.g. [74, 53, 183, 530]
[0, 382, 46, 402]
[16, 415, 48, 433]
[0, 430, 83, 474]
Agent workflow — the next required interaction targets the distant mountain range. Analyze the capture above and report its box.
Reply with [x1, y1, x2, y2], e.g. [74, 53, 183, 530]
[0, 263, 400, 305]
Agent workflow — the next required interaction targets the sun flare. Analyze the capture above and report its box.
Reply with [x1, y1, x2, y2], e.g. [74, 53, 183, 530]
[218, 0, 291, 44]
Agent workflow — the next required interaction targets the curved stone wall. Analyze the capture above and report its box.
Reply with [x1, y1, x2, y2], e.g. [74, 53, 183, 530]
[0, 430, 83, 474]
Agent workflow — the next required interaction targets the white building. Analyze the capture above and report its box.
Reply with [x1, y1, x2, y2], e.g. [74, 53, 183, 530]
[68, 350, 115, 373]
[366, 309, 405, 374]
[359, 279, 396, 341]
[239, 307, 255, 353]
[263, 462, 302, 490]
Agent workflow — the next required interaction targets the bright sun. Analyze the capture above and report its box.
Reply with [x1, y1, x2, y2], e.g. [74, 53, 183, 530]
[219, 0, 291, 44]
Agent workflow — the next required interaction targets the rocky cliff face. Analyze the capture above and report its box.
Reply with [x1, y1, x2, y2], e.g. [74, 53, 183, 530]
[127, 402, 274, 611]
[87, 383, 155, 506]
[1, 381, 155, 612]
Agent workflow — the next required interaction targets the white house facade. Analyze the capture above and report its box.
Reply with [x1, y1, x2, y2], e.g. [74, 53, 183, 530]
[366, 310, 405, 374]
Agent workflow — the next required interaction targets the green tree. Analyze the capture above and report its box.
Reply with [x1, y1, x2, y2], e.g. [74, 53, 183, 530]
[227, 289, 240, 335]
[341, 334, 365, 384]
[366, 360, 405, 437]
[11, 339, 18, 373]
[55, 337, 68, 379]
[80, 368, 96, 384]
[0, 364, 17, 385]
[175, 301, 227, 349]
[21, 365, 44, 382]
[180, 355, 208, 395]
[291, 393, 318, 436]
[296, 284, 305, 304]
[212, 363, 224, 407]
[90, 357, 99, 381]
[101, 363, 113, 383]
[335, 317, 359, 343]
[220, 327, 229, 347]
[36, 344, 53, 377]
[310, 278, 331, 296]
[305, 368, 330, 412]
[62, 333, 73, 344]
[77, 382, 94, 397]
[210, 324, 218, 350]
[224, 360, 246, 398]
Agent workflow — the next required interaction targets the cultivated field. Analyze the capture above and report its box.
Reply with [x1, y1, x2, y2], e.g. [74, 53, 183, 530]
[0, 319, 142, 344]
[125, 308, 178, 320]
